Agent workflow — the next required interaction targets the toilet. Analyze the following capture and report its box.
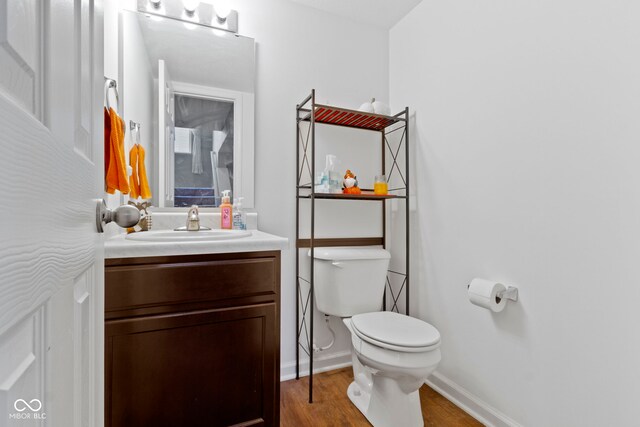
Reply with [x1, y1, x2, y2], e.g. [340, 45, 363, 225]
[311, 247, 441, 427]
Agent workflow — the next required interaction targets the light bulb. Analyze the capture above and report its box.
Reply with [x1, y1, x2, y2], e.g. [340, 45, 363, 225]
[183, 0, 199, 13]
[215, 1, 231, 20]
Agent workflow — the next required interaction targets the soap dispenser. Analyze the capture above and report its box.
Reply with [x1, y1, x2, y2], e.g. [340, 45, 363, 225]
[232, 197, 246, 230]
[220, 190, 233, 230]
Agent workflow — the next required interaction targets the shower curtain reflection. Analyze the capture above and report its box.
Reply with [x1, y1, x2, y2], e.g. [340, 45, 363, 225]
[173, 94, 234, 207]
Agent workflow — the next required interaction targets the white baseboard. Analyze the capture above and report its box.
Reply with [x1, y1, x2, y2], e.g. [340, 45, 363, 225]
[281, 350, 352, 381]
[426, 372, 523, 427]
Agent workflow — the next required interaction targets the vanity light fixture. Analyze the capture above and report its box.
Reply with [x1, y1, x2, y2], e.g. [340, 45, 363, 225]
[138, 0, 238, 33]
[183, 0, 199, 15]
[214, 2, 231, 23]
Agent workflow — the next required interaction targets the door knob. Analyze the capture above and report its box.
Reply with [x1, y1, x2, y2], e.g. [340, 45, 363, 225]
[96, 199, 141, 233]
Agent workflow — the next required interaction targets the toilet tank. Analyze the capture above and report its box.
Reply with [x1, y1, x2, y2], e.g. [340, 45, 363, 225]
[309, 247, 391, 317]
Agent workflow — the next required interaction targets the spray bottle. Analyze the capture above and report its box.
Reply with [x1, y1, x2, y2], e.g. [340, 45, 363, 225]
[220, 190, 232, 230]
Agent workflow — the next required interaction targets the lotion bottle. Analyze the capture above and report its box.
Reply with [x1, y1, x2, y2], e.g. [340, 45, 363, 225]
[220, 190, 233, 230]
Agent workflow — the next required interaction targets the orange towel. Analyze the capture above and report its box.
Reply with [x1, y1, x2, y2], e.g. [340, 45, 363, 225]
[129, 144, 152, 200]
[104, 108, 111, 180]
[105, 108, 130, 194]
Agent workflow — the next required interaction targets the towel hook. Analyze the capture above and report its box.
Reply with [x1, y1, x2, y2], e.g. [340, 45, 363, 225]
[129, 121, 141, 145]
[104, 78, 119, 111]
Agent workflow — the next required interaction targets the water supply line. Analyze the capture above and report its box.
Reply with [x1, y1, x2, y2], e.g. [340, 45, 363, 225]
[313, 314, 335, 353]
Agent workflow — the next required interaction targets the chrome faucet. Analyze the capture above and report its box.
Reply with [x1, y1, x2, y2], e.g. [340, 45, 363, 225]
[186, 205, 200, 231]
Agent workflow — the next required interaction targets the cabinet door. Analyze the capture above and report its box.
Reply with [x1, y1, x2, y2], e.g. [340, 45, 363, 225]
[105, 303, 278, 427]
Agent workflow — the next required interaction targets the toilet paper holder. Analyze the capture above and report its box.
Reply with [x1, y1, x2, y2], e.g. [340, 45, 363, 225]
[466, 283, 519, 302]
[497, 286, 519, 302]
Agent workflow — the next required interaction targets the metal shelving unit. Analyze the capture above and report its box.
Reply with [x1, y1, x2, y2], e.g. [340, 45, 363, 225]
[295, 89, 411, 403]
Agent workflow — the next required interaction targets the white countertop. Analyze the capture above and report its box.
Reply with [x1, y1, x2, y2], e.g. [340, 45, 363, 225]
[105, 230, 289, 259]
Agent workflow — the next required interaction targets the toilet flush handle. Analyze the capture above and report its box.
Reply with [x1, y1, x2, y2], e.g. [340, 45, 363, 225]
[331, 261, 344, 268]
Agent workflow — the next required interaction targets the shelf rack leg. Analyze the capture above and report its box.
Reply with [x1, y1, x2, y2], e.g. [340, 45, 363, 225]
[295, 103, 300, 380]
[405, 107, 410, 316]
[309, 89, 316, 404]
[382, 129, 387, 311]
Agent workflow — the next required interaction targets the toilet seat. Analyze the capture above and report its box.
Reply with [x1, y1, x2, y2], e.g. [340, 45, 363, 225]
[351, 312, 440, 353]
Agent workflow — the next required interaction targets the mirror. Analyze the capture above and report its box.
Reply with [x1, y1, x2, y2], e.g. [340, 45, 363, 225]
[120, 9, 255, 208]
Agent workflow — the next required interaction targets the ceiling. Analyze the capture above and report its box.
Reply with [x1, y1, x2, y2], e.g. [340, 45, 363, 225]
[287, 0, 423, 29]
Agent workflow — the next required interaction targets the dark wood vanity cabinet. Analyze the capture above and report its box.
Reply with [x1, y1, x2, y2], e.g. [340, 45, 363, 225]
[105, 251, 281, 427]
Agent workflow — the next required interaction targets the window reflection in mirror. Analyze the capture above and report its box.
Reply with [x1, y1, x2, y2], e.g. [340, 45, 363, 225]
[174, 95, 234, 207]
[120, 9, 255, 209]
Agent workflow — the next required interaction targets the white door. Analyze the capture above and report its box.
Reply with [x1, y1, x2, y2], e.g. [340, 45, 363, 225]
[158, 59, 175, 207]
[0, 1, 104, 426]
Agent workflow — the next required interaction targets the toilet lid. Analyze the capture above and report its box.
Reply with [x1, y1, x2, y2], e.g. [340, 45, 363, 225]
[351, 312, 440, 349]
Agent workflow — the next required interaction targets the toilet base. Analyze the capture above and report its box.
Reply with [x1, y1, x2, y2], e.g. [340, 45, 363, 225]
[347, 376, 424, 427]
[347, 381, 371, 418]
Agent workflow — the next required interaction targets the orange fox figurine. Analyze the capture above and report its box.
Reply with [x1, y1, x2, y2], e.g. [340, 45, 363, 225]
[342, 169, 362, 195]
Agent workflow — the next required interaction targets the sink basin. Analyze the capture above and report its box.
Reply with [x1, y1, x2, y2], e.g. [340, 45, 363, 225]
[125, 229, 252, 242]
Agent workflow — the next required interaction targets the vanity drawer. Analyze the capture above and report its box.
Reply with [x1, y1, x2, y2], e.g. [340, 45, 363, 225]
[105, 252, 279, 316]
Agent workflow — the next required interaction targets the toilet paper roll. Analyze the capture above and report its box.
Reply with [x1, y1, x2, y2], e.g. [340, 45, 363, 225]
[468, 278, 507, 312]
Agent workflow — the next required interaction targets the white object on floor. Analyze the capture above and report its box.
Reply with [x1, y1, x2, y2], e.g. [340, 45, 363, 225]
[310, 247, 442, 427]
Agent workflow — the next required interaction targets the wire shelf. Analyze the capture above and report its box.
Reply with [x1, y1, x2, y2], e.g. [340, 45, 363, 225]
[301, 104, 404, 131]
[300, 191, 405, 201]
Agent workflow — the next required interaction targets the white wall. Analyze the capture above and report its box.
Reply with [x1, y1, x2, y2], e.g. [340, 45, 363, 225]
[390, 0, 640, 425]
[120, 12, 154, 203]
[103, 0, 123, 219]
[103, 1, 155, 234]
[232, 0, 389, 377]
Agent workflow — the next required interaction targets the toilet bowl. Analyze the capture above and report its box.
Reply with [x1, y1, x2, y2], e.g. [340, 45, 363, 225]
[309, 247, 442, 427]
[343, 311, 441, 427]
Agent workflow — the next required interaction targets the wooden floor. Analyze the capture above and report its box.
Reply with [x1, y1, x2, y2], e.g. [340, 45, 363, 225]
[281, 368, 482, 427]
